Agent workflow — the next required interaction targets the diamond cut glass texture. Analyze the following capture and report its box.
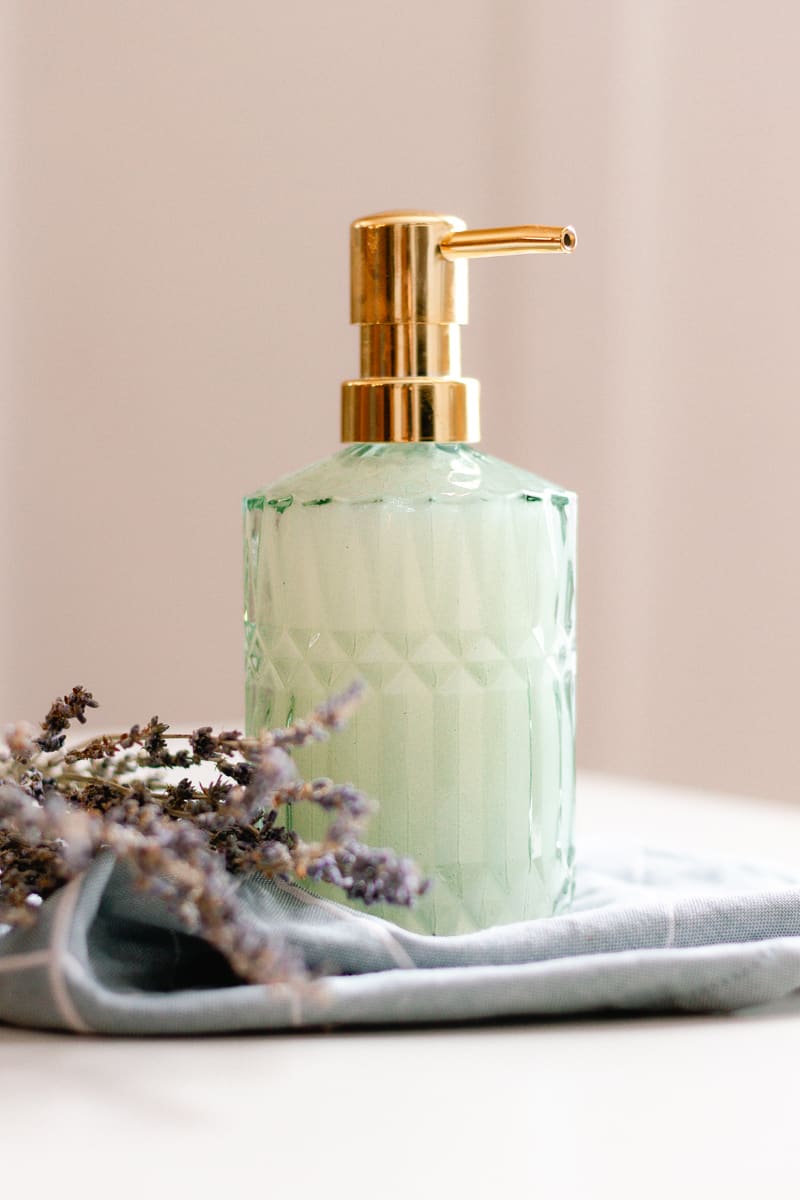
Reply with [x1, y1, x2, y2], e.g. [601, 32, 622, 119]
[244, 443, 576, 934]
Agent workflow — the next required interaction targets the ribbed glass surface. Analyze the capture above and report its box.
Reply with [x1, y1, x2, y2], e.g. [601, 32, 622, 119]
[244, 443, 576, 934]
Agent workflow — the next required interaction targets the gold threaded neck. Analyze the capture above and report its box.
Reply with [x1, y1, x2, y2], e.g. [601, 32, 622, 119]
[341, 378, 480, 444]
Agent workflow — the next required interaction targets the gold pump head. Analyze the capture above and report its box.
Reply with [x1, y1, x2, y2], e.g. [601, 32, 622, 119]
[341, 210, 576, 444]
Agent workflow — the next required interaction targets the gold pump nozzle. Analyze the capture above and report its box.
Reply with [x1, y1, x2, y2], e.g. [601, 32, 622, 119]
[341, 211, 575, 444]
[440, 224, 576, 259]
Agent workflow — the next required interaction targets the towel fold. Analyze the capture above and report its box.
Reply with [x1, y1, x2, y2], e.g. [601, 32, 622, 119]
[3, 839, 800, 1034]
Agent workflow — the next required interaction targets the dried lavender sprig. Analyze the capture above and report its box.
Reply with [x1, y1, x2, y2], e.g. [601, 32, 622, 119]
[0, 834, 60, 926]
[180, 681, 367, 761]
[273, 779, 374, 820]
[99, 812, 300, 984]
[173, 745, 297, 836]
[59, 682, 366, 773]
[0, 780, 298, 984]
[1, 682, 431, 982]
[0, 781, 101, 874]
[207, 808, 429, 910]
[265, 679, 366, 750]
[303, 834, 431, 908]
[135, 686, 370, 831]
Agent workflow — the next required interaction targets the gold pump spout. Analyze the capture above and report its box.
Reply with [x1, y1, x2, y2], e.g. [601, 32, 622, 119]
[440, 224, 577, 260]
[341, 211, 576, 445]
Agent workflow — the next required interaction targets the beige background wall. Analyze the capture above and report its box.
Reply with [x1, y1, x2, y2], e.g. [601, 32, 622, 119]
[3, 1, 800, 802]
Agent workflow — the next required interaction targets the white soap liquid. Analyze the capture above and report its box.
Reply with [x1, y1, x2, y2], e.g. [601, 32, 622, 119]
[245, 444, 576, 933]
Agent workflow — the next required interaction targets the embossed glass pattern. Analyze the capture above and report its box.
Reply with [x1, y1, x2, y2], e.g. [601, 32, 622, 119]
[244, 443, 576, 934]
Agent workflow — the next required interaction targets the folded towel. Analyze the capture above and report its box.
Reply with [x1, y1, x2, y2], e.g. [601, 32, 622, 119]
[2, 839, 800, 1035]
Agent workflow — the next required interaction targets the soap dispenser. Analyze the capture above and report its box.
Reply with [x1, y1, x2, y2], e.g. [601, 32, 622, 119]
[244, 211, 577, 934]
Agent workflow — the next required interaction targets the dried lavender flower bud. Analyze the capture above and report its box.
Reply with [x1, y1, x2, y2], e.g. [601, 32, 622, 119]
[276, 778, 374, 820]
[217, 760, 253, 785]
[298, 824, 430, 908]
[5, 722, 39, 762]
[312, 679, 366, 730]
[267, 680, 367, 751]
[64, 734, 124, 764]
[35, 685, 99, 752]
[188, 727, 218, 759]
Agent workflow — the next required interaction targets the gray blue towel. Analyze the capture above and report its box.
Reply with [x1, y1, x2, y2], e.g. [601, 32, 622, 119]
[2, 839, 800, 1034]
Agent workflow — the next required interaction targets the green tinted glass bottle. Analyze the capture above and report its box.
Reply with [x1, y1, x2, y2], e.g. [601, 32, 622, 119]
[245, 212, 577, 934]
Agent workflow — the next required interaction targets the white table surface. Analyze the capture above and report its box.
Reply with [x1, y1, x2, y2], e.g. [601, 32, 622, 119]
[3, 770, 800, 1199]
